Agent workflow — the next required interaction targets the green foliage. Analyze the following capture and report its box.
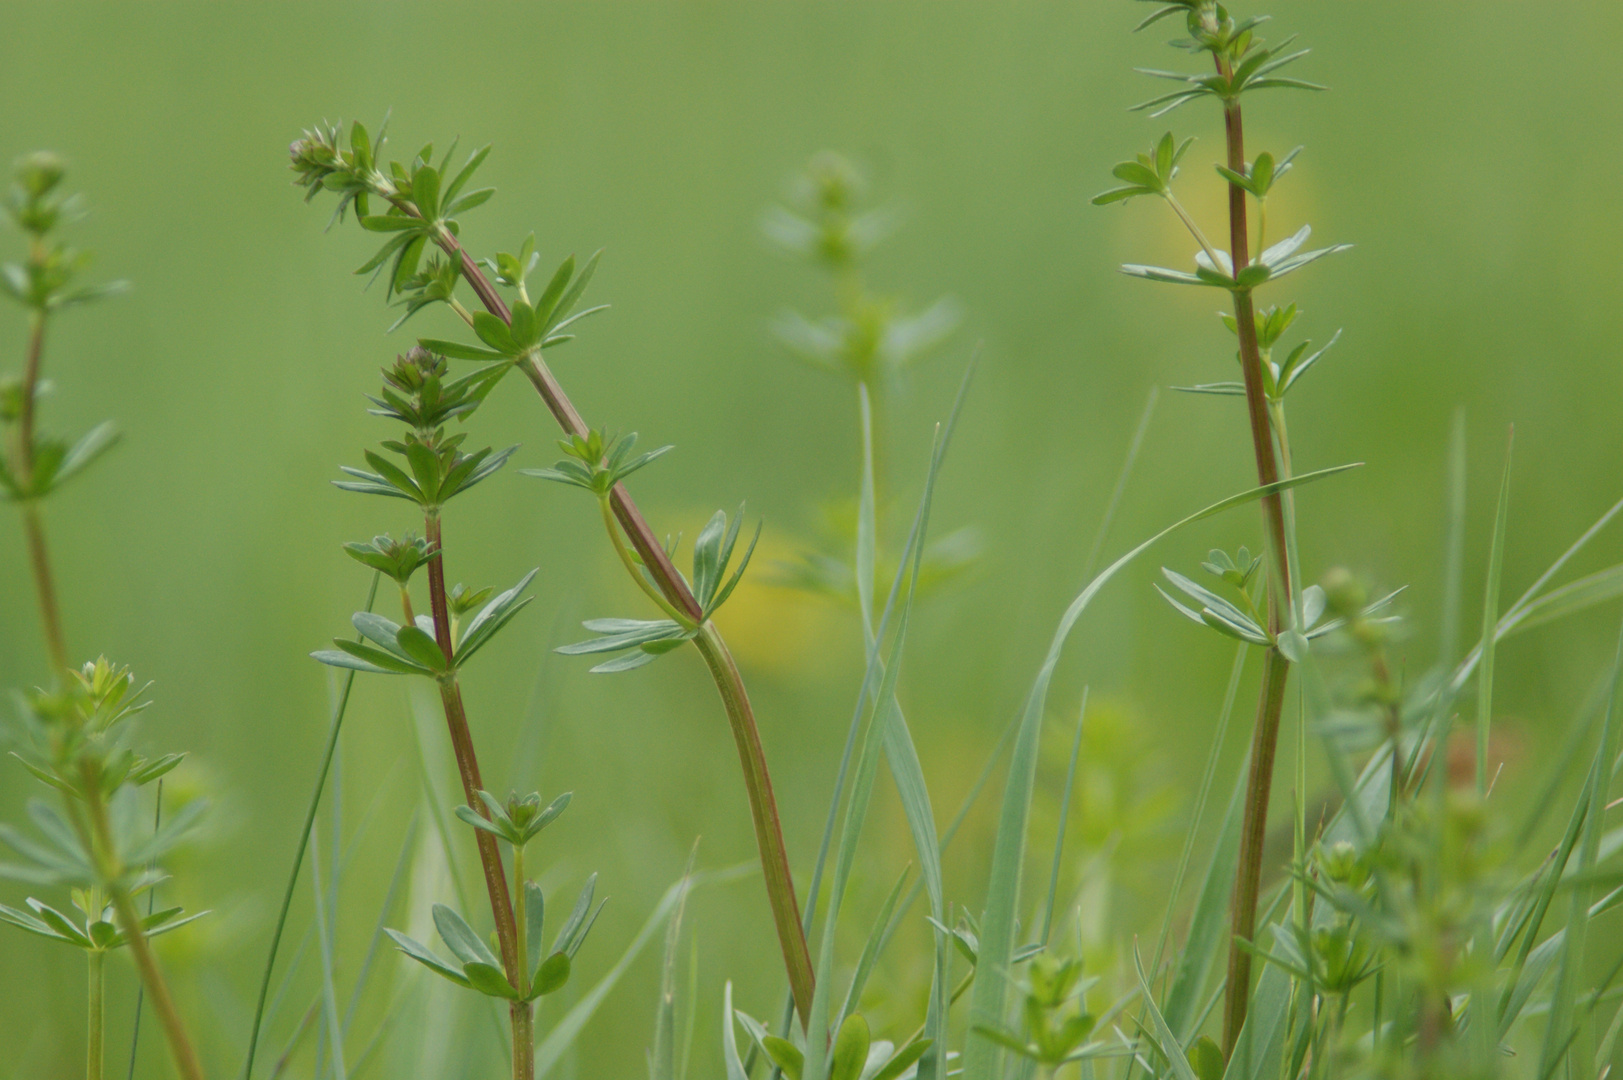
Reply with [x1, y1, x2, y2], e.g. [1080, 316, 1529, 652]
[385, 901, 575, 1003]
[454, 789, 571, 849]
[559, 506, 761, 670]
[312, 568, 536, 676]
[767, 152, 958, 391]
[523, 429, 673, 496]
[0, 885, 204, 952]
[342, 533, 436, 586]
[972, 955, 1097, 1069]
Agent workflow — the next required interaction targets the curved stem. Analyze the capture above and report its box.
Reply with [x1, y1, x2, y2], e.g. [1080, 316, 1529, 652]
[393, 204, 814, 1018]
[691, 622, 816, 1026]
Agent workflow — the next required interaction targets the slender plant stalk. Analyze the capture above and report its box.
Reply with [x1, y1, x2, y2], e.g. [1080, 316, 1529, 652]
[690, 621, 816, 1025]
[88, 947, 105, 1080]
[127, 782, 164, 1080]
[14, 311, 71, 673]
[512, 846, 535, 1080]
[421, 511, 533, 1078]
[13, 296, 203, 1079]
[401, 210, 816, 1022]
[243, 575, 378, 1080]
[1212, 44, 1297, 1059]
[79, 769, 205, 1080]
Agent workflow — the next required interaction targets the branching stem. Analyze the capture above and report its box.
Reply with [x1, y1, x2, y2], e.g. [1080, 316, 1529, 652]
[400, 207, 816, 1023]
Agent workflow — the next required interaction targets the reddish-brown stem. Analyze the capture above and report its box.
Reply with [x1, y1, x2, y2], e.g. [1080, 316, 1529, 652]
[1217, 77, 1298, 1059]
[692, 622, 816, 1026]
[18, 311, 45, 475]
[24, 504, 69, 672]
[13, 313, 70, 673]
[1222, 646, 1290, 1053]
[423, 512, 527, 1060]
[433, 222, 703, 624]
[409, 216, 816, 1022]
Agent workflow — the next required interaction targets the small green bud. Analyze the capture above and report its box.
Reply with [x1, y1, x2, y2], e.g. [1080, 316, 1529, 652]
[16, 151, 66, 199]
[1317, 840, 1367, 888]
[1320, 566, 1367, 617]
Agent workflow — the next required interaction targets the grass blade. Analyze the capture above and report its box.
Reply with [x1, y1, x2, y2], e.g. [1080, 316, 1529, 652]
[1539, 613, 1623, 1080]
[534, 865, 752, 1078]
[243, 572, 380, 1080]
[1083, 387, 1158, 580]
[1038, 689, 1088, 947]
[343, 812, 421, 1037]
[1440, 407, 1468, 666]
[1162, 723, 1248, 1042]
[649, 847, 698, 1080]
[309, 834, 348, 1080]
[1475, 427, 1513, 794]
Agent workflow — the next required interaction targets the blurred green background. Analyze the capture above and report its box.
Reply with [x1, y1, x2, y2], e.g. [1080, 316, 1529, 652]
[2, 2, 1621, 1076]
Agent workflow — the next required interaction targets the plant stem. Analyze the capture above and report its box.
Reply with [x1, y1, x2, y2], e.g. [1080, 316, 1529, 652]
[88, 949, 105, 1080]
[1164, 192, 1225, 273]
[12, 311, 71, 674]
[24, 503, 69, 672]
[598, 495, 688, 625]
[1216, 77, 1297, 1058]
[406, 212, 815, 1022]
[510, 1003, 535, 1080]
[691, 621, 816, 1026]
[421, 511, 530, 1075]
[1224, 648, 1291, 1054]
[79, 771, 204, 1080]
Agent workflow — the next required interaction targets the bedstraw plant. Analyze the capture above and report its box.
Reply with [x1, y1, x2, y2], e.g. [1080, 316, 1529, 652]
[0, 155, 207, 1080]
[6, 6, 1623, 1079]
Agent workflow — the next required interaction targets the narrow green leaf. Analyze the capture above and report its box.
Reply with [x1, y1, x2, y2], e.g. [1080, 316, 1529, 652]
[1477, 428, 1513, 794]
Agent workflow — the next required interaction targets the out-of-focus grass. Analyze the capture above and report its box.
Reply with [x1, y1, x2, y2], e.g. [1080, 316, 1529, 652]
[1, 3, 1620, 1076]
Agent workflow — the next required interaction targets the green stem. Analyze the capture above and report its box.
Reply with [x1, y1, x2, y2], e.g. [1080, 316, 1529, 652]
[514, 845, 529, 995]
[1164, 192, 1225, 272]
[89, 949, 105, 1080]
[691, 621, 817, 1026]
[511, 1003, 535, 1080]
[512, 807, 534, 1080]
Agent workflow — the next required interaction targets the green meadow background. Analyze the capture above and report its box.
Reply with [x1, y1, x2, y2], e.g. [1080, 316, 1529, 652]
[2, 2, 1620, 1076]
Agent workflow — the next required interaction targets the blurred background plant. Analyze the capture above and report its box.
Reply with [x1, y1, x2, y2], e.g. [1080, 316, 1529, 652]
[1, 2, 1622, 1078]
